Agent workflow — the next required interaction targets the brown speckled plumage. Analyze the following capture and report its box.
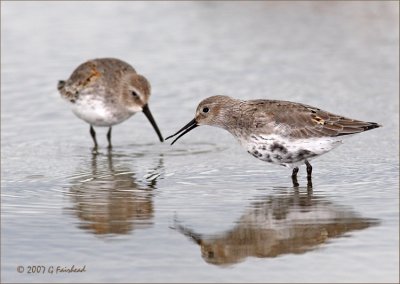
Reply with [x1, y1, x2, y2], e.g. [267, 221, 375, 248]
[191, 96, 380, 139]
[166, 95, 381, 185]
[58, 58, 163, 149]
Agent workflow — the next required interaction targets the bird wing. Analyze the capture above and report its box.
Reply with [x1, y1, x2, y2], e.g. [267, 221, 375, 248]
[249, 100, 380, 139]
[58, 58, 137, 102]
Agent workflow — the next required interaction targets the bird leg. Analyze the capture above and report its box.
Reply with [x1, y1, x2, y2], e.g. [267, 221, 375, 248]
[90, 125, 98, 150]
[292, 166, 299, 178]
[305, 160, 313, 188]
[291, 167, 299, 187]
[305, 160, 312, 178]
[107, 127, 112, 149]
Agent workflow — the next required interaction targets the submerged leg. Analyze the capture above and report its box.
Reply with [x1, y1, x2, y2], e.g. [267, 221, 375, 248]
[305, 160, 313, 188]
[107, 127, 112, 149]
[90, 125, 98, 149]
[291, 167, 299, 187]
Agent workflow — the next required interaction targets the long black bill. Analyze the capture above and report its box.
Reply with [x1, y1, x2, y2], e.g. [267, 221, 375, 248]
[165, 118, 198, 145]
[142, 104, 164, 142]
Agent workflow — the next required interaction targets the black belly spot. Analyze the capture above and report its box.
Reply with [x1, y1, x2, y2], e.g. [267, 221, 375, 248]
[297, 149, 310, 159]
[284, 154, 293, 163]
[296, 149, 317, 160]
[250, 149, 264, 158]
[249, 150, 259, 158]
[270, 142, 288, 154]
[262, 154, 272, 162]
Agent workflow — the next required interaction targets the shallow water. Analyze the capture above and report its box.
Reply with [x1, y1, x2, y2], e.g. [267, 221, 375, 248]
[1, 1, 399, 283]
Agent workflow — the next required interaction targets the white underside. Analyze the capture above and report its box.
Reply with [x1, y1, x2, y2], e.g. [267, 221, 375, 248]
[70, 96, 134, 127]
[240, 202, 347, 232]
[239, 134, 343, 168]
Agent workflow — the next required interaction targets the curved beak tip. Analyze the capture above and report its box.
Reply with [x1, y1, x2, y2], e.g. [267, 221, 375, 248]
[142, 104, 164, 142]
[166, 118, 198, 145]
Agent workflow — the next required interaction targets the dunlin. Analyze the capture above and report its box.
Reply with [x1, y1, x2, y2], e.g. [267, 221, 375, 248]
[58, 58, 163, 149]
[166, 95, 381, 185]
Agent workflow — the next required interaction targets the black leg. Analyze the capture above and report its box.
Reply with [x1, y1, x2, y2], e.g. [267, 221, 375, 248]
[305, 160, 312, 178]
[307, 179, 313, 190]
[107, 127, 112, 149]
[292, 167, 299, 178]
[305, 160, 312, 188]
[90, 125, 98, 149]
[291, 167, 299, 187]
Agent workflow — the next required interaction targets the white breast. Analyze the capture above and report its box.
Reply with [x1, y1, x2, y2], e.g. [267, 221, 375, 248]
[70, 96, 133, 127]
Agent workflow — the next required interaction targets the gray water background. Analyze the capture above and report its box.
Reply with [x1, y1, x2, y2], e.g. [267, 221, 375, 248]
[1, 1, 399, 283]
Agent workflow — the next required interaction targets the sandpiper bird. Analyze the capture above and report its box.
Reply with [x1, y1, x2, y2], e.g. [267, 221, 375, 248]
[57, 58, 163, 149]
[166, 95, 381, 185]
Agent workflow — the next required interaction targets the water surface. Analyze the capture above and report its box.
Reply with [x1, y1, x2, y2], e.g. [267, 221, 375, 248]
[1, 2, 399, 283]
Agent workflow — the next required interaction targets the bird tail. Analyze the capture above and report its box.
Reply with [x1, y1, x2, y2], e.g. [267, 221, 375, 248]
[337, 121, 382, 136]
[362, 122, 382, 131]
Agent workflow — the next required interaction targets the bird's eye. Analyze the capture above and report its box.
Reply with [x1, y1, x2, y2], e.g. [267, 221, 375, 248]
[202, 107, 209, 113]
[132, 91, 139, 97]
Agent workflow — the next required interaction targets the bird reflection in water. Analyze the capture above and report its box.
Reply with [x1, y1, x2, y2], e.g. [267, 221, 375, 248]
[173, 188, 379, 266]
[66, 151, 163, 235]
